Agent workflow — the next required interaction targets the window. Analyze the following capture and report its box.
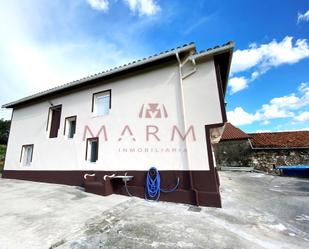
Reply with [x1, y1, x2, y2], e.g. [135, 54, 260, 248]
[20, 145, 33, 166]
[86, 138, 99, 163]
[47, 105, 62, 138]
[92, 90, 111, 116]
[64, 116, 77, 139]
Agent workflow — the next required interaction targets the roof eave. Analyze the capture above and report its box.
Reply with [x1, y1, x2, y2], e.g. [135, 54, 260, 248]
[189, 42, 234, 96]
[220, 137, 251, 141]
[251, 146, 309, 150]
[192, 41, 234, 60]
[2, 43, 196, 109]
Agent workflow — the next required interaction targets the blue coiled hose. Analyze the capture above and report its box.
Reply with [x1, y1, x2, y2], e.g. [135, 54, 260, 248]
[145, 167, 180, 201]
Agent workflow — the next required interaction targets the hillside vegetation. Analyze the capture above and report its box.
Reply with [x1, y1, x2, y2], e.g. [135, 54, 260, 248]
[0, 119, 10, 144]
[0, 144, 6, 171]
[0, 119, 10, 171]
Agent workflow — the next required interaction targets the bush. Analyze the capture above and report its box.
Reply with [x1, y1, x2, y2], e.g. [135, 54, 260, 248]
[0, 145, 6, 171]
[0, 119, 10, 145]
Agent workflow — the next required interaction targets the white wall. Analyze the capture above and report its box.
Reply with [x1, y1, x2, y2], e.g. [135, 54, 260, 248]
[5, 59, 223, 171]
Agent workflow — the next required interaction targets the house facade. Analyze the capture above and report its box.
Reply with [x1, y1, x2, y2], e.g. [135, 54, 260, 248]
[2, 42, 234, 207]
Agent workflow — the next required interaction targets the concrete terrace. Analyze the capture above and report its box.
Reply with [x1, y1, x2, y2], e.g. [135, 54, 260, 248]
[0, 172, 308, 249]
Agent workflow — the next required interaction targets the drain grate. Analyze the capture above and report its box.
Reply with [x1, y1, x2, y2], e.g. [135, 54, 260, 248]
[188, 206, 202, 212]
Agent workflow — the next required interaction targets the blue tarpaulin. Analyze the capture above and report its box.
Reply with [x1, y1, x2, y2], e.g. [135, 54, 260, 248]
[277, 165, 309, 177]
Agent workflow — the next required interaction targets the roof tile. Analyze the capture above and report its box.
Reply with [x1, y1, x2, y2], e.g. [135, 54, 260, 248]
[249, 131, 309, 148]
[3, 41, 235, 108]
[221, 123, 251, 141]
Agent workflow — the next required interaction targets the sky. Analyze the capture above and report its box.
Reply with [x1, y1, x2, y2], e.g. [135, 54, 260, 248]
[0, 0, 308, 133]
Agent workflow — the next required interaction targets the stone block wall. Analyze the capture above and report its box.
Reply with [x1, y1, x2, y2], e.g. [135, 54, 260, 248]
[250, 149, 309, 173]
[214, 139, 309, 173]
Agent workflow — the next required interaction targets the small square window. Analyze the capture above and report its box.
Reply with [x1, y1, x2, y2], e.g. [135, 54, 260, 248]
[20, 145, 33, 166]
[64, 116, 77, 139]
[92, 90, 111, 116]
[86, 138, 99, 163]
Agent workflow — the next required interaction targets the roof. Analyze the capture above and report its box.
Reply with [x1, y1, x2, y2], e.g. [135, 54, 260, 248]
[2, 41, 234, 109]
[220, 123, 251, 141]
[220, 123, 309, 149]
[249, 131, 309, 149]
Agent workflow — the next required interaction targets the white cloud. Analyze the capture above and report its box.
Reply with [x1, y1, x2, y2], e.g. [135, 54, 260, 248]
[298, 82, 309, 93]
[298, 10, 309, 23]
[260, 104, 293, 119]
[0, 1, 145, 120]
[275, 127, 309, 132]
[231, 37, 309, 75]
[260, 95, 301, 119]
[255, 129, 271, 133]
[294, 112, 309, 122]
[296, 127, 309, 131]
[260, 84, 309, 120]
[231, 44, 263, 74]
[229, 76, 248, 94]
[3, 40, 134, 92]
[227, 107, 258, 126]
[227, 83, 309, 126]
[86, 0, 109, 11]
[229, 36, 309, 93]
[85, 0, 161, 16]
[124, 0, 160, 16]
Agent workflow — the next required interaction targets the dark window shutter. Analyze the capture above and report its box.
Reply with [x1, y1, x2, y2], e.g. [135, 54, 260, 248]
[49, 106, 62, 138]
[90, 140, 98, 162]
[69, 120, 76, 138]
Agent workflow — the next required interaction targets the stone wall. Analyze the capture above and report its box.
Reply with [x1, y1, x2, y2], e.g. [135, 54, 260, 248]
[250, 149, 309, 173]
[214, 139, 252, 168]
[214, 139, 309, 173]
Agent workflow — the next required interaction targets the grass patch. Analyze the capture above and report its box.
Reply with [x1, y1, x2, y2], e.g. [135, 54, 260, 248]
[0, 144, 6, 171]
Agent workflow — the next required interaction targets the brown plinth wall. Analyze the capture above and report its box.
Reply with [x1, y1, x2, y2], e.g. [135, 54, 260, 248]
[2, 168, 221, 207]
[2, 123, 224, 207]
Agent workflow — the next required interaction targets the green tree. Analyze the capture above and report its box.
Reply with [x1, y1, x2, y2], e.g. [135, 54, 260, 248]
[0, 119, 11, 145]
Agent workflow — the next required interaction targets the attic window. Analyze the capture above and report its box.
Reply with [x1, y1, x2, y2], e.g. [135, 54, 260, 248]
[92, 90, 111, 116]
[64, 116, 77, 139]
[20, 144, 33, 166]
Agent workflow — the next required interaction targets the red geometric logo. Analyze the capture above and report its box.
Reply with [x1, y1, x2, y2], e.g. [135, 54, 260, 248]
[138, 103, 168, 119]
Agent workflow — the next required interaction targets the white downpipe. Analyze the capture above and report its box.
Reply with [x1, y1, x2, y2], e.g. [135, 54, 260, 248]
[176, 52, 200, 205]
[175, 52, 190, 171]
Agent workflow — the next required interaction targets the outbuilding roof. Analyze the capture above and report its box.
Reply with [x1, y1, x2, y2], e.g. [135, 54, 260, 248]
[220, 123, 251, 141]
[2, 41, 234, 109]
[249, 131, 309, 149]
[220, 123, 309, 149]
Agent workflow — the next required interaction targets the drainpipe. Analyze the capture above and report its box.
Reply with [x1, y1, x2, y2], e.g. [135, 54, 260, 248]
[175, 51, 200, 206]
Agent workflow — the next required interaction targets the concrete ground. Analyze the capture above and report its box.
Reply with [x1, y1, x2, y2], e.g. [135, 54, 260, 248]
[0, 172, 308, 249]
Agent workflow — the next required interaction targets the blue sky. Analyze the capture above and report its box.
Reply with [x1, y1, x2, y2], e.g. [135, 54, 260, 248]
[0, 0, 308, 132]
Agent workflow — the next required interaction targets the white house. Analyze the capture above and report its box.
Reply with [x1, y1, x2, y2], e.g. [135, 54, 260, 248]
[2, 42, 234, 207]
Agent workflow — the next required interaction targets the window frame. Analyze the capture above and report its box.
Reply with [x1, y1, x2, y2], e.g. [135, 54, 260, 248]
[20, 144, 34, 166]
[63, 115, 77, 139]
[85, 137, 99, 163]
[91, 90, 111, 116]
